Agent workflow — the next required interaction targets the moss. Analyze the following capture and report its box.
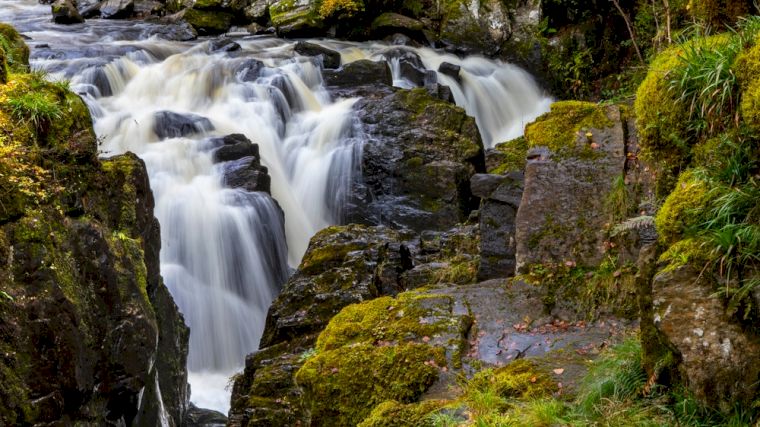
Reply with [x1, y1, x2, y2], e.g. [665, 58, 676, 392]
[524, 101, 613, 159]
[490, 136, 528, 174]
[269, 0, 323, 28]
[687, 0, 752, 26]
[734, 41, 760, 131]
[182, 8, 234, 34]
[654, 169, 712, 245]
[296, 342, 445, 426]
[357, 400, 445, 427]
[468, 359, 558, 401]
[0, 23, 30, 72]
[433, 255, 478, 285]
[315, 292, 456, 352]
[658, 237, 713, 273]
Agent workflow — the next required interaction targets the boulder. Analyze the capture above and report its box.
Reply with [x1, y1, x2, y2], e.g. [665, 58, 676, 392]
[514, 102, 626, 272]
[438, 61, 461, 82]
[370, 12, 425, 41]
[51, 0, 84, 24]
[471, 172, 523, 280]
[207, 37, 241, 53]
[652, 264, 760, 410]
[184, 403, 228, 426]
[322, 59, 392, 88]
[98, 0, 134, 18]
[165, 8, 234, 35]
[294, 41, 341, 69]
[345, 87, 485, 232]
[152, 110, 214, 139]
[269, 0, 324, 37]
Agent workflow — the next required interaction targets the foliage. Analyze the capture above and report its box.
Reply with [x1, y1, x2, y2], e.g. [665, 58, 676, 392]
[318, 0, 364, 19]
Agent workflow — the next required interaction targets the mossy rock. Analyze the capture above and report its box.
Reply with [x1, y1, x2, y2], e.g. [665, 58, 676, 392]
[296, 342, 445, 426]
[654, 169, 713, 245]
[466, 359, 558, 400]
[269, 0, 324, 35]
[658, 237, 713, 273]
[687, 0, 752, 26]
[296, 289, 469, 426]
[524, 100, 612, 159]
[489, 136, 528, 174]
[357, 400, 445, 427]
[0, 23, 30, 72]
[181, 8, 234, 34]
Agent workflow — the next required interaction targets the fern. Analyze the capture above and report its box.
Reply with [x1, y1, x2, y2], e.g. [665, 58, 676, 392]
[611, 215, 655, 236]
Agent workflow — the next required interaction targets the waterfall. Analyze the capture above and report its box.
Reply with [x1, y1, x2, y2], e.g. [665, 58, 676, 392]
[1, 0, 551, 414]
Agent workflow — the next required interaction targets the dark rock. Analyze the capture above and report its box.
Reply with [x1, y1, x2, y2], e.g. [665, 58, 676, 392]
[184, 403, 228, 426]
[51, 0, 84, 24]
[370, 12, 426, 42]
[207, 38, 241, 52]
[438, 61, 461, 82]
[152, 110, 214, 140]
[235, 58, 264, 82]
[473, 172, 523, 280]
[210, 133, 258, 162]
[322, 60, 392, 88]
[294, 41, 341, 69]
[382, 47, 428, 86]
[345, 87, 485, 232]
[269, 0, 324, 37]
[164, 8, 234, 35]
[99, 0, 134, 18]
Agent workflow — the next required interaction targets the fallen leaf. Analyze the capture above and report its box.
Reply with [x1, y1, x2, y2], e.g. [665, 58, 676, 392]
[530, 376, 537, 383]
[422, 336, 430, 343]
[553, 368, 565, 375]
[590, 142, 600, 149]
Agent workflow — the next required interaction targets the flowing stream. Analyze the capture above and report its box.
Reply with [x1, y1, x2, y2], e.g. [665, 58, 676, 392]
[0, 0, 552, 414]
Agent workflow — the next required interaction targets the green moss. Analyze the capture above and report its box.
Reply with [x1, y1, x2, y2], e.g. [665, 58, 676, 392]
[490, 136, 528, 174]
[296, 342, 445, 426]
[687, 0, 752, 26]
[654, 169, 712, 245]
[433, 255, 478, 285]
[269, 0, 323, 28]
[357, 400, 445, 427]
[468, 359, 558, 401]
[316, 292, 456, 352]
[0, 23, 30, 72]
[524, 101, 612, 159]
[658, 237, 712, 273]
[734, 41, 760, 131]
[182, 8, 234, 34]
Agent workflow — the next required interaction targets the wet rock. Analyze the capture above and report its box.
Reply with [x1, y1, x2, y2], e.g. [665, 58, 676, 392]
[234, 58, 264, 82]
[206, 134, 271, 193]
[515, 103, 626, 271]
[438, 61, 461, 82]
[98, 0, 134, 18]
[294, 41, 341, 69]
[322, 59, 392, 88]
[210, 133, 257, 162]
[207, 37, 241, 52]
[652, 265, 760, 410]
[472, 172, 523, 280]
[382, 47, 429, 86]
[152, 110, 214, 139]
[184, 403, 228, 426]
[51, 0, 84, 24]
[345, 87, 485, 232]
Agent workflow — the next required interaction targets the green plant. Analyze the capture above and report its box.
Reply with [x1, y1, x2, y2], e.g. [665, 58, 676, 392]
[298, 347, 317, 363]
[6, 91, 63, 133]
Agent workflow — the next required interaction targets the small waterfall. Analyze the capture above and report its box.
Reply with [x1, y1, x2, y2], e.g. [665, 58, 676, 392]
[2, 0, 551, 413]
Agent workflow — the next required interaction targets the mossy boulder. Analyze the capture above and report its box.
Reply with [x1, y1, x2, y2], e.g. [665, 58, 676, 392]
[0, 23, 30, 72]
[172, 8, 234, 35]
[515, 102, 628, 271]
[269, 0, 324, 36]
[295, 290, 469, 426]
[357, 400, 445, 427]
[346, 87, 485, 231]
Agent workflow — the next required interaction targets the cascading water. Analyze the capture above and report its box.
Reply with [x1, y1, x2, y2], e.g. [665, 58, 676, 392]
[1, 0, 551, 413]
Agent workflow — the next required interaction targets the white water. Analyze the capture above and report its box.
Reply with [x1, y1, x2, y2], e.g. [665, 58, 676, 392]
[1, 0, 551, 415]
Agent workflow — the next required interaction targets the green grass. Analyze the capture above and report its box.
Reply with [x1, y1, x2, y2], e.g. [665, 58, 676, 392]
[6, 91, 62, 132]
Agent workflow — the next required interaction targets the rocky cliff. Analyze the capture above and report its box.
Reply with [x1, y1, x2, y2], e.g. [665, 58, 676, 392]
[0, 24, 189, 426]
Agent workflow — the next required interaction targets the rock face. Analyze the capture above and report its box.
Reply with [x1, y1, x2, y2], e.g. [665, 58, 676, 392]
[345, 87, 485, 232]
[515, 102, 627, 272]
[651, 265, 760, 410]
[470, 172, 523, 280]
[0, 32, 188, 426]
